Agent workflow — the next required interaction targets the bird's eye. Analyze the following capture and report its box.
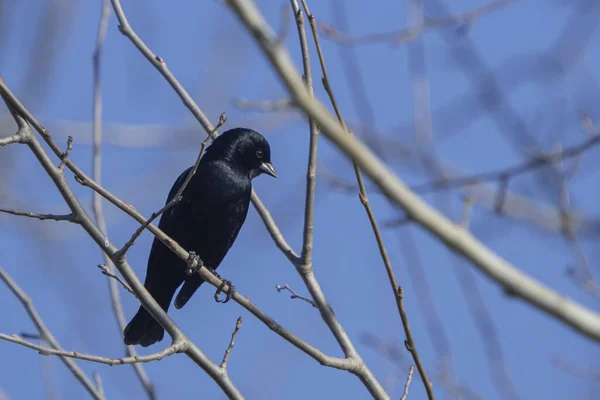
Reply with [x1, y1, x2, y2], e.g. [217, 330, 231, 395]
[256, 149, 264, 159]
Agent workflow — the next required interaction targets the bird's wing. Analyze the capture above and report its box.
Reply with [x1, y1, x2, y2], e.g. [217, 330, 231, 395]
[166, 166, 194, 204]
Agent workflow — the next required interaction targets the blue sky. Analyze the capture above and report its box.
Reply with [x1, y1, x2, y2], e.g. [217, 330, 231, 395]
[1, 0, 600, 399]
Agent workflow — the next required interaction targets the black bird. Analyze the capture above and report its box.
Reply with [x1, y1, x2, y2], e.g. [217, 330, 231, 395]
[124, 128, 276, 347]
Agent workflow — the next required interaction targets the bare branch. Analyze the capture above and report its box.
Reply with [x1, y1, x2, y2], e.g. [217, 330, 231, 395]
[0, 134, 24, 146]
[0, 207, 76, 222]
[398, 287, 434, 397]
[97, 264, 135, 295]
[290, 0, 320, 273]
[276, 284, 316, 308]
[401, 366, 414, 400]
[58, 135, 73, 171]
[220, 317, 243, 370]
[411, 133, 600, 194]
[225, 0, 600, 343]
[117, 197, 183, 257]
[109, 0, 216, 136]
[91, 2, 156, 397]
[0, 333, 183, 366]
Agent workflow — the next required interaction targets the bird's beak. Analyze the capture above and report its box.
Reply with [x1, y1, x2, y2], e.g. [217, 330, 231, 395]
[259, 162, 277, 178]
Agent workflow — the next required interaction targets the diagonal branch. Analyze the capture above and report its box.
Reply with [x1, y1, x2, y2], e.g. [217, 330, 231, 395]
[225, 0, 600, 343]
[90, 2, 156, 398]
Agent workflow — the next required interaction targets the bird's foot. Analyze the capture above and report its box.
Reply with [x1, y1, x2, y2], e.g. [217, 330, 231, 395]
[185, 251, 204, 276]
[214, 279, 236, 304]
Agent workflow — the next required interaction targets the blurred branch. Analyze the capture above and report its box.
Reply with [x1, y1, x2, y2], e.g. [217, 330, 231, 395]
[551, 151, 600, 302]
[90, 2, 156, 398]
[231, 97, 293, 112]
[411, 131, 600, 194]
[552, 356, 600, 381]
[225, 0, 600, 342]
[0, 267, 104, 400]
[319, 0, 516, 46]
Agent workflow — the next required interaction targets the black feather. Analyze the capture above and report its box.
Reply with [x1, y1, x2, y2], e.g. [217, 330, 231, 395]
[124, 128, 276, 347]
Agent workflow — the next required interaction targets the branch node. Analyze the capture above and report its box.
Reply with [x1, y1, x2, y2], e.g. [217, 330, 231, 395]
[58, 136, 73, 171]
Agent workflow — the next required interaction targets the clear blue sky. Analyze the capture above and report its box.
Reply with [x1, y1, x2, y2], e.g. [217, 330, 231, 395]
[1, 0, 600, 399]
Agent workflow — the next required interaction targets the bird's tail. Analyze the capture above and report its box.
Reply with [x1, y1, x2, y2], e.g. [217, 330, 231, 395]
[124, 284, 176, 347]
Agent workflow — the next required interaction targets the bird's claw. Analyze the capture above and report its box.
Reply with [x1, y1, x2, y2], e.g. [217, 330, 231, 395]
[186, 251, 204, 276]
[214, 279, 236, 304]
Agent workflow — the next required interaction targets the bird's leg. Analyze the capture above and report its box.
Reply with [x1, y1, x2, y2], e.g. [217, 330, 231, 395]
[185, 251, 204, 276]
[214, 278, 236, 304]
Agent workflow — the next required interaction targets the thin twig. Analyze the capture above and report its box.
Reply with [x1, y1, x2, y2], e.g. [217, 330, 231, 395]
[117, 198, 183, 257]
[276, 284, 317, 308]
[58, 136, 73, 171]
[220, 317, 243, 370]
[398, 287, 434, 398]
[411, 133, 600, 194]
[117, 113, 225, 258]
[97, 264, 135, 295]
[0, 207, 77, 222]
[91, 2, 156, 397]
[401, 366, 414, 400]
[319, 0, 516, 46]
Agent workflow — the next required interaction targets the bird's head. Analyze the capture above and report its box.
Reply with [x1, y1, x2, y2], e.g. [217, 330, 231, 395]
[204, 128, 277, 179]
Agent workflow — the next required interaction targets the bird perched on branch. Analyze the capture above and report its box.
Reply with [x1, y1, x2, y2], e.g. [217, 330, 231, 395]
[124, 128, 277, 347]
